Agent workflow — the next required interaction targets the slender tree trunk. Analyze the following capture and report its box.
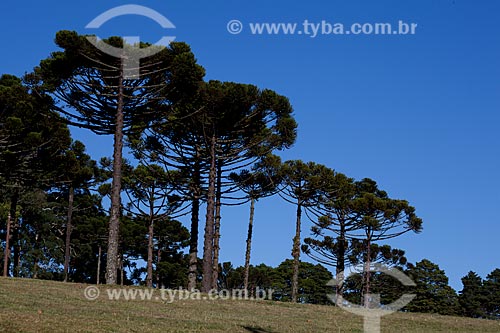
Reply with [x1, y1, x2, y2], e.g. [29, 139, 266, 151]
[33, 234, 39, 279]
[12, 230, 20, 277]
[188, 195, 200, 290]
[106, 62, 125, 285]
[10, 194, 19, 278]
[63, 185, 74, 282]
[336, 219, 346, 298]
[364, 236, 372, 308]
[96, 245, 102, 285]
[146, 220, 154, 288]
[3, 212, 11, 277]
[188, 156, 201, 291]
[156, 247, 162, 289]
[146, 203, 154, 288]
[291, 199, 302, 303]
[202, 134, 217, 292]
[243, 197, 256, 295]
[211, 163, 223, 290]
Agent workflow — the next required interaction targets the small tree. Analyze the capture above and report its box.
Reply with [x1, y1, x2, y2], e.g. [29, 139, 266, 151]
[340, 244, 409, 306]
[272, 259, 333, 304]
[55, 140, 99, 282]
[122, 164, 183, 288]
[153, 218, 190, 289]
[459, 271, 487, 318]
[405, 259, 461, 315]
[60, 192, 107, 283]
[483, 269, 500, 319]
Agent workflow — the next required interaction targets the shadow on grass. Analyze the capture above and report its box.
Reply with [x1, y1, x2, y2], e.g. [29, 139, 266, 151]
[241, 325, 276, 333]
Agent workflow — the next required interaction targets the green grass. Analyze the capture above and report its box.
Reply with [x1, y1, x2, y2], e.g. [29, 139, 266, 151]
[0, 278, 498, 332]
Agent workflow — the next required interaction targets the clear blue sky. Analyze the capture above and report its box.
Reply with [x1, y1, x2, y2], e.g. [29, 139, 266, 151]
[1, 0, 498, 290]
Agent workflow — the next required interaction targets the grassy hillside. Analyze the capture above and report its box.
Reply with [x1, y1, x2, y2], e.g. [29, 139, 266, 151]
[0, 278, 498, 332]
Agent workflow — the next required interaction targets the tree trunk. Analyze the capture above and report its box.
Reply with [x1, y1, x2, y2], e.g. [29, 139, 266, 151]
[156, 247, 162, 289]
[145, 185, 156, 288]
[96, 245, 101, 285]
[2, 212, 11, 277]
[146, 205, 154, 288]
[188, 156, 201, 291]
[364, 237, 372, 308]
[33, 234, 39, 279]
[202, 134, 217, 293]
[10, 194, 19, 277]
[336, 218, 346, 298]
[243, 197, 256, 295]
[12, 228, 20, 277]
[106, 62, 125, 285]
[146, 220, 154, 288]
[63, 185, 74, 282]
[211, 162, 223, 290]
[291, 199, 302, 303]
[188, 195, 200, 290]
[33, 261, 38, 279]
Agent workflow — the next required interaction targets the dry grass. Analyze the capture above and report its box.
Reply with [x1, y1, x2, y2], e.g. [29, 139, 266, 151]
[0, 278, 498, 332]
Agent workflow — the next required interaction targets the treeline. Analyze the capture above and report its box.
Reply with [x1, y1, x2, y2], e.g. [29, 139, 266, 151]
[223, 259, 500, 319]
[0, 30, 498, 320]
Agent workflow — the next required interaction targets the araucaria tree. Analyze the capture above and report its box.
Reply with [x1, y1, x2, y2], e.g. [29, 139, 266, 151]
[197, 82, 297, 292]
[302, 172, 357, 297]
[139, 80, 297, 292]
[122, 164, 183, 288]
[349, 178, 422, 307]
[35, 31, 203, 284]
[229, 154, 283, 294]
[281, 161, 336, 302]
[303, 176, 422, 306]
